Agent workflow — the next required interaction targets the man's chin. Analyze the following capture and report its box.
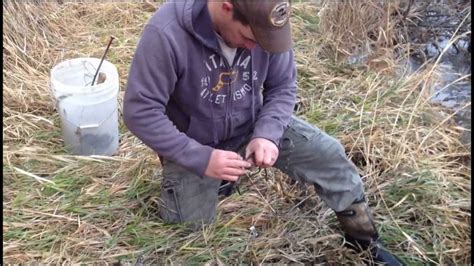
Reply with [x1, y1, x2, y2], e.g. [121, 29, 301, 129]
[224, 41, 250, 50]
[238, 44, 252, 50]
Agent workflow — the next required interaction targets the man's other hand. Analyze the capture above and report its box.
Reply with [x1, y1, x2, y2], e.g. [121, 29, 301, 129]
[245, 138, 279, 168]
[205, 149, 251, 181]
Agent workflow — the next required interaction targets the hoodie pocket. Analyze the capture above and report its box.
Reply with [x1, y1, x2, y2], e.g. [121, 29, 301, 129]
[186, 116, 225, 145]
[229, 111, 253, 138]
[186, 112, 253, 145]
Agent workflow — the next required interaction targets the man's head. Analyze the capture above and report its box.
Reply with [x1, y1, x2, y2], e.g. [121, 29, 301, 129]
[208, 0, 292, 53]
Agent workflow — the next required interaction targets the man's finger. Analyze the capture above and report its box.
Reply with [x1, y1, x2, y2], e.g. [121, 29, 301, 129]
[262, 149, 273, 166]
[230, 159, 252, 169]
[273, 151, 279, 162]
[226, 151, 243, 160]
[245, 147, 253, 161]
[220, 174, 239, 182]
[245, 156, 255, 166]
[223, 167, 247, 177]
[254, 148, 264, 166]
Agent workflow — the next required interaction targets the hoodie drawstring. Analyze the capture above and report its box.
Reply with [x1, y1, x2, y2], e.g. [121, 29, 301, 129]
[251, 52, 256, 125]
[210, 101, 219, 145]
[201, 44, 219, 145]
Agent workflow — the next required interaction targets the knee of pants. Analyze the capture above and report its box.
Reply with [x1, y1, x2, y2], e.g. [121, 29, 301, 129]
[324, 135, 347, 159]
[303, 132, 348, 163]
[295, 132, 360, 187]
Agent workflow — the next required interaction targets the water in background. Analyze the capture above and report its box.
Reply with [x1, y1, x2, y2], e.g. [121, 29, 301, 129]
[406, 0, 471, 147]
[347, 1, 471, 147]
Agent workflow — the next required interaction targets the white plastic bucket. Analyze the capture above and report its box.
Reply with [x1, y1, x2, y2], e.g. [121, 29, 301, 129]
[50, 57, 119, 156]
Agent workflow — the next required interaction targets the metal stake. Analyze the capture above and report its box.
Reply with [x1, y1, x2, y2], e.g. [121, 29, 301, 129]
[91, 36, 115, 86]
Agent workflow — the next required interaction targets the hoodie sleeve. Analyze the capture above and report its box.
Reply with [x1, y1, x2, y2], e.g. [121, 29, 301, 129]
[251, 49, 297, 145]
[123, 25, 213, 176]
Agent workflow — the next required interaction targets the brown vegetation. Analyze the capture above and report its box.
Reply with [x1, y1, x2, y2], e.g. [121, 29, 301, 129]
[3, 1, 470, 264]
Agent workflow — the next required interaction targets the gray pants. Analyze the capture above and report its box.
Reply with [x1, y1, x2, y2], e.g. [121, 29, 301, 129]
[159, 116, 364, 225]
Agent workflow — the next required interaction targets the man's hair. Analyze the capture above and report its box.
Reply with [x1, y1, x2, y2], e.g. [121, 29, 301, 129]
[229, 0, 250, 25]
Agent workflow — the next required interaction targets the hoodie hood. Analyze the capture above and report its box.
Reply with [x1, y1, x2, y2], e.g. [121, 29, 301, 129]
[175, 0, 220, 52]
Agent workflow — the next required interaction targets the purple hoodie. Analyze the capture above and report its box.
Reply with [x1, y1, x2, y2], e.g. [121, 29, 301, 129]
[123, 0, 297, 176]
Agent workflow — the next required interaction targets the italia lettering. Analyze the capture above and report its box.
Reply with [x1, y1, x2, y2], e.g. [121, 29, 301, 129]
[239, 55, 251, 69]
[205, 54, 227, 71]
[205, 61, 212, 71]
[235, 54, 251, 69]
[209, 54, 218, 69]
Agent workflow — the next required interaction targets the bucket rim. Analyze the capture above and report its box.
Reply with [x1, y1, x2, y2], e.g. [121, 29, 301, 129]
[50, 57, 118, 94]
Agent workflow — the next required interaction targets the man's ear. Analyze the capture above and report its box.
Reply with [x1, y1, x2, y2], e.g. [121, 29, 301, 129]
[222, 1, 234, 15]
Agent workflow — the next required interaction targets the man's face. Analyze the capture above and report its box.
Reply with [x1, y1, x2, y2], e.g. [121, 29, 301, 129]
[218, 2, 257, 50]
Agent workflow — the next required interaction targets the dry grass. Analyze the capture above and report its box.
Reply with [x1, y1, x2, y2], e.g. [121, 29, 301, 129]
[3, 1, 470, 264]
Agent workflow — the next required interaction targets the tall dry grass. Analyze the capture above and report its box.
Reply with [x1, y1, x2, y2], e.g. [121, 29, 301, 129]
[3, 1, 470, 264]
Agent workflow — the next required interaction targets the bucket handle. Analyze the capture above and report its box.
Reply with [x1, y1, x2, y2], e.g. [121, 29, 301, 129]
[80, 124, 100, 129]
[63, 108, 117, 129]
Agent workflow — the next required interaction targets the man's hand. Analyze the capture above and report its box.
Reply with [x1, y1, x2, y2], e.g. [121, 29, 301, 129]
[245, 138, 279, 168]
[204, 149, 252, 181]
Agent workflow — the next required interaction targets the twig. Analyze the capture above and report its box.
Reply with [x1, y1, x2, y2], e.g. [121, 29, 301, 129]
[402, 0, 413, 22]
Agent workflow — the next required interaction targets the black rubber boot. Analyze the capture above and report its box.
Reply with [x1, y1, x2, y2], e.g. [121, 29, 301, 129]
[336, 198, 404, 266]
